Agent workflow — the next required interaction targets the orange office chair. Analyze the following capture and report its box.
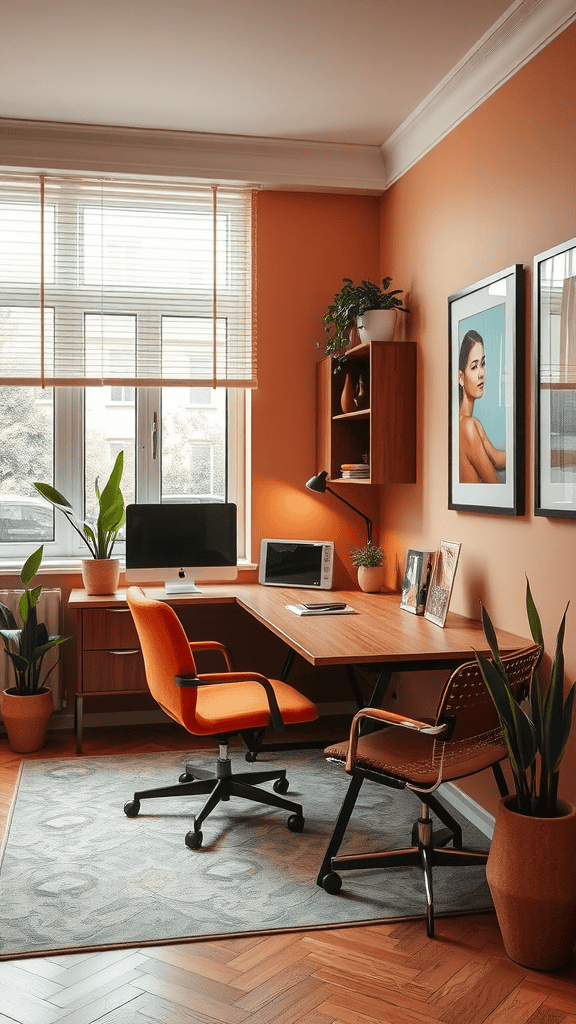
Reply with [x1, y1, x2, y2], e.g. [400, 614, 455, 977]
[124, 587, 319, 848]
[316, 645, 541, 936]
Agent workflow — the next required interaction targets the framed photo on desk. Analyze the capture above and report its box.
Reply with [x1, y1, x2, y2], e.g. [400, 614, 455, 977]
[424, 541, 461, 627]
[400, 549, 435, 615]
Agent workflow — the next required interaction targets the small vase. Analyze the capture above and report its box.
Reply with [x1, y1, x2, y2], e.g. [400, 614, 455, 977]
[81, 558, 120, 596]
[1, 686, 53, 752]
[340, 373, 356, 414]
[487, 795, 576, 970]
[357, 566, 386, 593]
[357, 309, 397, 343]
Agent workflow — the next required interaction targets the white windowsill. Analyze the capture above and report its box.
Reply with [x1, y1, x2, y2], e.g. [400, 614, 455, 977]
[0, 558, 258, 576]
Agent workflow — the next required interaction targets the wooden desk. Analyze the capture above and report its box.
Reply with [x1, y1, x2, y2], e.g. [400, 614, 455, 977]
[69, 584, 530, 754]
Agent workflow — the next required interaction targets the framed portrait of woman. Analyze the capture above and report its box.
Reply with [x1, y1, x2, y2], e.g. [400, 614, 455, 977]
[534, 236, 576, 518]
[448, 265, 524, 515]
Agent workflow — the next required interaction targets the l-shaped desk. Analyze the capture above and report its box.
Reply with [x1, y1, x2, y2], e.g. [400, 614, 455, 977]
[70, 584, 531, 754]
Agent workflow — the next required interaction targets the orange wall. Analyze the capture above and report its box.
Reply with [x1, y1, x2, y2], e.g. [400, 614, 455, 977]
[251, 190, 381, 587]
[379, 21, 576, 815]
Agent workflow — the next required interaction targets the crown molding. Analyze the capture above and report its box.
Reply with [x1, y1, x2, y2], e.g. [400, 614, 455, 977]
[381, 0, 576, 188]
[1, 1, 574, 194]
[0, 118, 386, 195]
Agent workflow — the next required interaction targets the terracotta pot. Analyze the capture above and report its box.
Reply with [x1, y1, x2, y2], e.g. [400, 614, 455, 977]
[487, 795, 576, 970]
[357, 566, 386, 593]
[81, 558, 120, 596]
[356, 309, 396, 343]
[1, 686, 53, 752]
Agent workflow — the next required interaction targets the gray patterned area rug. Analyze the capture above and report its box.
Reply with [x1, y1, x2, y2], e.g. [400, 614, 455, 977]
[0, 748, 492, 959]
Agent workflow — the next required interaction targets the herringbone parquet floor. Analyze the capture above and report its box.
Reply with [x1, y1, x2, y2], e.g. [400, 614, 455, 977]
[1, 722, 576, 1024]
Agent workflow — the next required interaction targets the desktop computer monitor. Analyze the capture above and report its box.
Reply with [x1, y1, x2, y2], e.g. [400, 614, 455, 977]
[125, 502, 238, 594]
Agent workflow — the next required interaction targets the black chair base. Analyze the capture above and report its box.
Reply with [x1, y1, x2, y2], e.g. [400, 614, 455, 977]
[316, 768, 488, 937]
[124, 753, 305, 849]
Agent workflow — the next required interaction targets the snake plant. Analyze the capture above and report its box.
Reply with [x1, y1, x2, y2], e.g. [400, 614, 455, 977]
[477, 579, 575, 817]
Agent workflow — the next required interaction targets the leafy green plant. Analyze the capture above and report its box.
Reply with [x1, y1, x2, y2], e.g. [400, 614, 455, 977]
[350, 541, 384, 568]
[0, 546, 71, 695]
[34, 451, 125, 559]
[477, 579, 575, 817]
[323, 277, 410, 364]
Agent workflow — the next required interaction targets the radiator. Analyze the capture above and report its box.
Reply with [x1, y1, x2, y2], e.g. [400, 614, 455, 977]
[0, 589, 64, 710]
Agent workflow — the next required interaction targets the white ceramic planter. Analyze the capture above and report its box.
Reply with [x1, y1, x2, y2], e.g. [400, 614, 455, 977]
[356, 309, 396, 343]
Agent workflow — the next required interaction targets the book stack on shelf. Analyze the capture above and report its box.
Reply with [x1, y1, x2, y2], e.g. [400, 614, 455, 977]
[340, 462, 369, 480]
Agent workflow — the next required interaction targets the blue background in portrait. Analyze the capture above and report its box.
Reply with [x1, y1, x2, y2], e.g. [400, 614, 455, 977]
[459, 303, 506, 449]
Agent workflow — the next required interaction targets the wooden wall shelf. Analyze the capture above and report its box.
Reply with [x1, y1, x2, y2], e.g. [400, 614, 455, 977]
[316, 340, 416, 485]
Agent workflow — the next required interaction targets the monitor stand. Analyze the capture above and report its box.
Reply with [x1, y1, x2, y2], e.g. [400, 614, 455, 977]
[165, 580, 203, 595]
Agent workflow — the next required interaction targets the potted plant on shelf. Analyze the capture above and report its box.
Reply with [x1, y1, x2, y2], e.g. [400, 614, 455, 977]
[323, 277, 410, 367]
[477, 580, 576, 970]
[34, 451, 125, 596]
[0, 546, 71, 752]
[350, 541, 385, 593]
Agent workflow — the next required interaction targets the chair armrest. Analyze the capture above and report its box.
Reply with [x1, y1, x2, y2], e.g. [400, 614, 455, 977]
[345, 707, 450, 773]
[174, 670, 285, 733]
[188, 640, 233, 671]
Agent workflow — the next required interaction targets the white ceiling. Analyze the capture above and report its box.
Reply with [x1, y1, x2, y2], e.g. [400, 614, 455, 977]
[2, 0, 517, 147]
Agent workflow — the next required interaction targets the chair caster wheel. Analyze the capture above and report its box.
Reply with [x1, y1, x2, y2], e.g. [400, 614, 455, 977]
[273, 776, 289, 794]
[245, 751, 258, 762]
[124, 799, 140, 817]
[179, 772, 193, 783]
[287, 813, 304, 833]
[185, 829, 203, 849]
[321, 872, 342, 895]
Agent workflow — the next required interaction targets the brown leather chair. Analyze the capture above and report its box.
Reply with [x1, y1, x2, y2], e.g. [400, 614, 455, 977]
[124, 587, 319, 849]
[316, 645, 541, 936]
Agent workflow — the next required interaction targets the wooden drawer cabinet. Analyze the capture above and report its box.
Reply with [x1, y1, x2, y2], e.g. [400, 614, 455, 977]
[72, 596, 147, 753]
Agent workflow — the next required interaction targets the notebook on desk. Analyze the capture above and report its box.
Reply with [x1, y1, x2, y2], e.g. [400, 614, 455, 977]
[286, 602, 356, 616]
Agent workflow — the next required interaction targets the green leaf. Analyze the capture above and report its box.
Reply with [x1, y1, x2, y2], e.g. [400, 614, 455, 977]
[476, 652, 537, 771]
[526, 578, 544, 646]
[20, 545, 43, 588]
[0, 603, 17, 630]
[480, 604, 508, 679]
[552, 681, 576, 772]
[33, 482, 74, 511]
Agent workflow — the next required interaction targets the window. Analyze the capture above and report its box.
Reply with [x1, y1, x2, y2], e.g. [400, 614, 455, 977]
[0, 175, 255, 561]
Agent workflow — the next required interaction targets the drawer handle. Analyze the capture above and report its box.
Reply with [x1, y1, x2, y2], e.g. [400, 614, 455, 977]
[107, 608, 131, 614]
[107, 649, 140, 656]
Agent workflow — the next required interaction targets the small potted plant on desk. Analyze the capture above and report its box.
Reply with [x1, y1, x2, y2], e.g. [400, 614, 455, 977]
[350, 541, 385, 594]
[323, 277, 410, 368]
[477, 580, 576, 970]
[0, 546, 71, 752]
[34, 450, 125, 596]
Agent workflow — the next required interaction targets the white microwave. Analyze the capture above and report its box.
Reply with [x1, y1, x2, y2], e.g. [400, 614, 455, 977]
[259, 539, 334, 589]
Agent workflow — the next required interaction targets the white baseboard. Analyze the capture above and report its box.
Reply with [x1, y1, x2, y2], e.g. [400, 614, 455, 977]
[438, 782, 495, 840]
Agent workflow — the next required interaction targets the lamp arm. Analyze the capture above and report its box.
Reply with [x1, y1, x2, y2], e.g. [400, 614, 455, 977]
[325, 486, 372, 544]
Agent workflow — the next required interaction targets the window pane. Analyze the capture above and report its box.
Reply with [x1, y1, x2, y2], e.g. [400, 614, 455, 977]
[0, 386, 54, 543]
[85, 388, 136, 534]
[160, 387, 226, 502]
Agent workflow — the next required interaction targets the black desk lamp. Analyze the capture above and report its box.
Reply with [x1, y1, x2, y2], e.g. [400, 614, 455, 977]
[305, 471, 372, 544]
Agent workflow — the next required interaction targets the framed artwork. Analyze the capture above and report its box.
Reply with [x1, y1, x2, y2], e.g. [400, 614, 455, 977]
[400, 549, 435, 615]
[424, 541, 461, 628]
[448, 265, 524, 515]
[534, 236, 576, 518]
